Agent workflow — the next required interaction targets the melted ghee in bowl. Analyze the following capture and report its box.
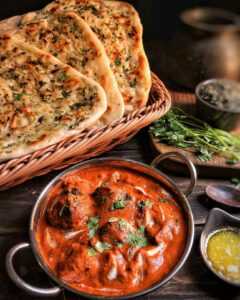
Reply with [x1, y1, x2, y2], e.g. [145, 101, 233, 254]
[207, 228, 240, 283]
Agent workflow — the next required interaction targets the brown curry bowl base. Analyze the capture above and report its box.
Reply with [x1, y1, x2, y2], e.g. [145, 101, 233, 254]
[6, 154, 196, 299]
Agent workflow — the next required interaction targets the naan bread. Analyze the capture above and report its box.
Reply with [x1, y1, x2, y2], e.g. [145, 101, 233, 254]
[18, 11, 124, 125]
[0, 35, 107, 160]
[43, 0, 151, 113]
[0, 16, 21, 34]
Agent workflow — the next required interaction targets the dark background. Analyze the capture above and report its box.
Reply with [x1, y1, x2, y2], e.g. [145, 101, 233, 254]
[134, 0, 240, 40]
[1, 0, 239, 39]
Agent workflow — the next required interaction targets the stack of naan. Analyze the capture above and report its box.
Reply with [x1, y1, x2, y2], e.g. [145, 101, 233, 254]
[0, 0, 151, 160]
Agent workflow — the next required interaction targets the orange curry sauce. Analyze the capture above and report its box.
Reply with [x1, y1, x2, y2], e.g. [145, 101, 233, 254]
[36, 166, 187, 296]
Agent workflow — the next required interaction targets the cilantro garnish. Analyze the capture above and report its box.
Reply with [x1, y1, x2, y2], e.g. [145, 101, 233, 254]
[58, 72, 68, 81]
[127, 231, 148, 248]
[14, 93, 24, 101]
[88, 247, 97, 256]
[138, 200, 152, 209]
[87, 216, 99, 239]
[94, 241, 112, 253]
[114, 57, 121, 66]
[111, 193, 131, 211]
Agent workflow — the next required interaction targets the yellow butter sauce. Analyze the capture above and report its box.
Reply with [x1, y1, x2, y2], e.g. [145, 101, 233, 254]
[207, 228, 240, 283]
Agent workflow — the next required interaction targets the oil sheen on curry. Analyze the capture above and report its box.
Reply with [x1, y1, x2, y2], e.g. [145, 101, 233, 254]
[36, 166, 187, 296]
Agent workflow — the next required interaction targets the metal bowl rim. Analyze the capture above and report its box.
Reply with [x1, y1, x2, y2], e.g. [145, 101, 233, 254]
[181, 7, 240, 33]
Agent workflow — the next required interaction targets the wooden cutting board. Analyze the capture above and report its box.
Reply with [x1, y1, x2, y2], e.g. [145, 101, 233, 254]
[150, 90, 240, 178]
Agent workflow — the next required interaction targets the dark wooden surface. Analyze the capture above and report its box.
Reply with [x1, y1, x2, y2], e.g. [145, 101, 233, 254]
[0, 129, 240, 300]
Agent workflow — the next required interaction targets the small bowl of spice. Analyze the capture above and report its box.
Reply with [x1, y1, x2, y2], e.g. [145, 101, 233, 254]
[200, 208, 240, 286]
[196, 79, 240, 131]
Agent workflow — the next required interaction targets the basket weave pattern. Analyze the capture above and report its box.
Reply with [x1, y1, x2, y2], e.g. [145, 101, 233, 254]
[0, 73, 171, 190]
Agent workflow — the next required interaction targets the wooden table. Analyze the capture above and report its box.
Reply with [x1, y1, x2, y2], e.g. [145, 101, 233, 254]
[0, 129, 239, 300]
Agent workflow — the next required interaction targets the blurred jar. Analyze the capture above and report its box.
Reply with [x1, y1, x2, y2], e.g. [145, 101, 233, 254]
[158, 7, 240, 90]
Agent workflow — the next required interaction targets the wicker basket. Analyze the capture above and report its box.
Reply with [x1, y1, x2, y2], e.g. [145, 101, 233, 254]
[0, 73, 171, 190]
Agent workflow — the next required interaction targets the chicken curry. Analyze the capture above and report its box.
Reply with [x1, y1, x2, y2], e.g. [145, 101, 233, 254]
[36, 166, 187, 296]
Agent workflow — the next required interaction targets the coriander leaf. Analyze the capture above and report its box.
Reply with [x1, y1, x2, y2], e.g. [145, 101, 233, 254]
[127, 232, 148, 248]
[114, 57, 121, 66]
[87, 216, 99, 239]
[138, 225, 145, 233]
[158, 197, 170, 204]
[108, 218, 133, 232]
[88, 247, 97, 256]
[197, 147, 213, 162]
[111, 193, 131, 211]
[52, 35, 59, 43]
[111, 197, 126, 210]
[62, 90, 71, 98]
[70, 102, 84, 110]
[70, 24, 78, 33]
[14, 93, 24, 101]
[138, 200, 152, 209]
[94, 241, 112, 253]
[118, 219, 131, 231]
[58, 72, 68, 81]
[129, 78, 137, 87]
[116, 242, 124, 248]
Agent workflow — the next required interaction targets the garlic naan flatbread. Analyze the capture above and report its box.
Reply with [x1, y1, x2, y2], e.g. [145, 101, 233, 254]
[18, 10, 124, 124]
[0, 16, 21, 34]
[0, 35, 107, 160]
[43, 0, 151, 113]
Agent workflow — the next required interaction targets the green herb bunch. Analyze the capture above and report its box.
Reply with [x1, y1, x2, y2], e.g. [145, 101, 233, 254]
[150, 108, 240, 163]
